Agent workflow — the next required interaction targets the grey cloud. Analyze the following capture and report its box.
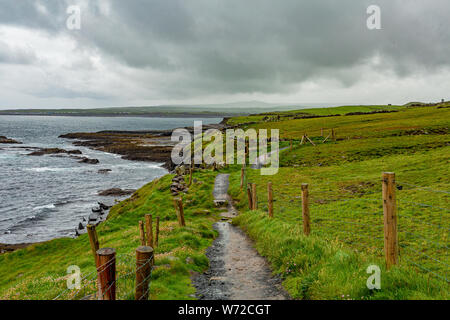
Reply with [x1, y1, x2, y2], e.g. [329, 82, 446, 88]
[1, 0, 450, 100]
[33, 86, 111, 100]
[0, 40, 36, 64]
[0, 0, 68, 32]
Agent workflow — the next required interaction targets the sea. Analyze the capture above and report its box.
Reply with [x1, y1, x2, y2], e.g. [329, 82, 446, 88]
[0, 115, 221, 244]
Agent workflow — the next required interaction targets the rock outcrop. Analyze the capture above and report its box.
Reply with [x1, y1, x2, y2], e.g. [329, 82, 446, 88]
[98, 188, 136, 196]
[170, 166, 189, 196]
[0, 136, 22, 144]
[27, 148, 82, 156]
[77, 157, 99, 164]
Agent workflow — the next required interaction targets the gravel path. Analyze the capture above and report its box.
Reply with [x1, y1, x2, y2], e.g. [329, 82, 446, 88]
[193, 174, 289, 300]
[251, 146, 288, 169]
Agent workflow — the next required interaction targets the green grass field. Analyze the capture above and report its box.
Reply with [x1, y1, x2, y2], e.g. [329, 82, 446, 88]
[0, 171, 221, 300]
[223, 104, 449, 298]
[0, 103, 448, 300]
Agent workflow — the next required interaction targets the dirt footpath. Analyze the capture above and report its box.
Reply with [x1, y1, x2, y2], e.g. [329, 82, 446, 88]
[193, 174, 289, 300]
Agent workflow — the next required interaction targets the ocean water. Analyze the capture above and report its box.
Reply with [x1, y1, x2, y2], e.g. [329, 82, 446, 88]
[0, 115, 221, 244]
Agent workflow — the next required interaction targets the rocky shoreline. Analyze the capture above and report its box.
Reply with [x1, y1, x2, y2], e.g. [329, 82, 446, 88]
[59, 121, 231, 171]
[0, 120, 230, 253]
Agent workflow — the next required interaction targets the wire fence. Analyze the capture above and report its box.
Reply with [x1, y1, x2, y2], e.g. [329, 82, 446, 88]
[242, 168, 449, 283]
[52, 252, 155, 300]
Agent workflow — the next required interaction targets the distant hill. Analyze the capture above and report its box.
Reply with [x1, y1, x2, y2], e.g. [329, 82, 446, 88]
[0, 101, 307, 117]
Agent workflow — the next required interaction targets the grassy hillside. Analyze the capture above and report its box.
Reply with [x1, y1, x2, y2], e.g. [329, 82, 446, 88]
[0, 172, 220, 300]
[223, 104, 449, 298]
[227, 148, 449, 297]
[0, 103, 448, 300]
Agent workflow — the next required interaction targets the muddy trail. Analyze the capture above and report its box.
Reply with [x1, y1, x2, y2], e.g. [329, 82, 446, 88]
[193, 174, 289, 300]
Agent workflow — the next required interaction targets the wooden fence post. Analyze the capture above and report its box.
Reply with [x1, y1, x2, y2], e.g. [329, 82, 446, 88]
[331, 129, 336, 141]
[178, 199, 186, 226]
[155, 217, 160, 247]
[96, 248, 116, 300]
[139, 220, 146, 246]
[268, 182, 273, 218]
[305, 135, 316, 146]
[252, 183, 257, 210]
[145, 214, 153, 247]
[382, 172, 398, 269]
[240, 167, 244, 190]
[135, 246, 154, 300]
[174, 198, 186, 227]
[301, 183, 310, 236]
[87, 224, 102, 300]
[247, 183, 253, 210]
[87, 225, 99, 260]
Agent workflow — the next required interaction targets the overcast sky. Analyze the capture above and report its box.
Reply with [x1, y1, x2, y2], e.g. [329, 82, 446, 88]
[0, 0, 449, 109]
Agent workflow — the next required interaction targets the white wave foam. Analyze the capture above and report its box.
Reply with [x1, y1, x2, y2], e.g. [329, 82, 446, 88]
[33, 204, 55, 211]
[25, 167, 76, 173]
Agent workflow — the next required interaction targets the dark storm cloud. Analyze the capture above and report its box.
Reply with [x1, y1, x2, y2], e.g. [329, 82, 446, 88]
[1, 0, 449, 100]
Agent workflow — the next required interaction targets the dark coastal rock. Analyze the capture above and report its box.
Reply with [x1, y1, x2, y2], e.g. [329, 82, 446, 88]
[0, 136, 22, 144]
[98, 188, 136, 196]
[28, 148, 82, 156]
[98, 169, 112, 174]
[92, 207, 103, 213]
[67, 150, 82, 155]
[78, 222, 84, 230]
[98, 202, 111, 210]
[78, 157, 99, 164]
[88, 213, 99, 223]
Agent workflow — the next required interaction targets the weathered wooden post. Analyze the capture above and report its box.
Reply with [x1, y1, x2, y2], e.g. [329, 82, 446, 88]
[301, 183, 310, 235]
[268, 182, 273, 218]
[87, 224, 101, 299]
[305, 135, 316, 146]
[87, 225, 99, 259]
[382, 172, 398, 269]
[332, 129, 336, 141]
[240, 167, 244, 191]
[135, 246, 154, 300]
[96, 248, 116, 300]
[174, 198, 186, 227]
[178, 198, 186, 226]
[247, 183, 253, 210]
[145, 214, 153, 247]
[155, 217, 160, 247]
[300, 135, 305, 145]
[252, 183, 257, 210]
[139, 220, 146, 246]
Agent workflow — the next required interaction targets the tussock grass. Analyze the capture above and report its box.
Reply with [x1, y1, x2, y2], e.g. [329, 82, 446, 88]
[0, 171, 220, 300]
[233, 211, 448, 299]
